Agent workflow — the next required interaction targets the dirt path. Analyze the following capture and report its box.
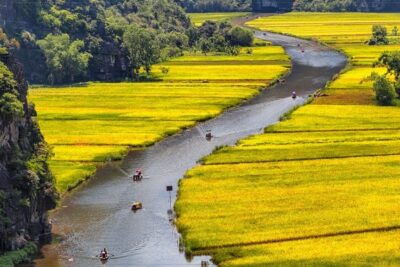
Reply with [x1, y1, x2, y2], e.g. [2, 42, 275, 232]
[35, 18, 346, 267]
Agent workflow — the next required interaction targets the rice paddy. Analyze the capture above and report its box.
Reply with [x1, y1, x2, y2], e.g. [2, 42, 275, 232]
[29, 46, 289, 193]
[176, 13, 400, 266]
[189, 12, 250, 26]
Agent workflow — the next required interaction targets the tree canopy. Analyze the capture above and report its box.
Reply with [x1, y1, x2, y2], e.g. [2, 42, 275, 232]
[37, 34, 91, 84]
[123, 26, 161, 79]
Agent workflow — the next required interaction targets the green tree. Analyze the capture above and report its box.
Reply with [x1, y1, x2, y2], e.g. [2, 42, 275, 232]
[393, 26, 398, 36]
[37, 34, 91, 84]
[377, 51, 400, 80]
[0, 93, 24, 119]
[368, 25, 389, 45]
[227, 26, 254, 46]
[373, 75, 396, 105]
[123, 25, 161, 79]
[199, 38, 211, 55]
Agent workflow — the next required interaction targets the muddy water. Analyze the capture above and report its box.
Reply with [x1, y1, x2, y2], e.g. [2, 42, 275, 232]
[35, 29, 346, 267]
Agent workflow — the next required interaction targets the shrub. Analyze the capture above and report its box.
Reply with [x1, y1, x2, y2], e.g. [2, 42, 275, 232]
[0, 93, 24, 119]
[0, 242, 38, 267]
[227, 26, 254, 47]
[373, 75, 396, 105]
[368, 25, 389, 45]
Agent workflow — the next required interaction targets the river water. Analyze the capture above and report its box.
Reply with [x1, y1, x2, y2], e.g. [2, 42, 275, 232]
[35, 28, 346, 267]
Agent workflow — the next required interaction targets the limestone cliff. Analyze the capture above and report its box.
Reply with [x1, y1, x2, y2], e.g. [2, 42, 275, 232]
[252, 0, 294, 12]
[0, 51, 58, 252]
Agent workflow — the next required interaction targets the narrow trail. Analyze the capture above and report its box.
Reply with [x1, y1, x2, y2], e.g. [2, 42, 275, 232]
[35, 15, 346, 267]
[193, 226, 400, 253]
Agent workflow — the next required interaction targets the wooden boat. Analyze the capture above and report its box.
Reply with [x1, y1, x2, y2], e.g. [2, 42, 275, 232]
[99, 254, 109, 262]
[132, 202, 143, 211]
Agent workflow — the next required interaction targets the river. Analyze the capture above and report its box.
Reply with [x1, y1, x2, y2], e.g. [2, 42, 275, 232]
[34, 23, 346, 267]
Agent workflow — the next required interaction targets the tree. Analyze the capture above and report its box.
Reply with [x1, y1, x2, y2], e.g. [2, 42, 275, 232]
[199, 38, 211, 55]
[368, 25, 389, 45]
[37, 34, 91, 84]
[123, 25, 161, 79]
[0, 28, 20, 50]
[227, 26, 254, 46]
[393, 26, 398, 36]
[377, 51, 400, 80]
[373, 75, 395, 105]
[0, 93, 24, 119]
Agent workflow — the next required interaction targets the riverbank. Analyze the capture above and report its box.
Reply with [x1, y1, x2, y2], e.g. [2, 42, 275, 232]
[34, 19, 345, 266]
[0, 243, 37, 267]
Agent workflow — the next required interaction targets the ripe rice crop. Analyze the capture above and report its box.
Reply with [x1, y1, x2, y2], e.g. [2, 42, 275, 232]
[30, 46, 289, 193]
[176, 13, 400, 266]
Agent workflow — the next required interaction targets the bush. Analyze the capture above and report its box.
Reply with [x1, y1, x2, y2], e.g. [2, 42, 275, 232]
[368, 25, 389, 45]
[0, 93, 24, 119]
[394, 80, 400, 98]
[373, 76, 396, 105]
[228, 27, 253, 47]
[0, 242, 38, 267]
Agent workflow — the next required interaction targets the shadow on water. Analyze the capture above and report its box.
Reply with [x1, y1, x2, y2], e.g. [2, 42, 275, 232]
[34, 19, 346, 267]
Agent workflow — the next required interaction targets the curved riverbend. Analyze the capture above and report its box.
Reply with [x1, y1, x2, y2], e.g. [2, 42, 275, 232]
[35, 27, 346, 267]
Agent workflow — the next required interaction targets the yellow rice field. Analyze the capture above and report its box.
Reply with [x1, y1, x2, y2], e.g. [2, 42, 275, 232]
[30, 46, 289, 193]
[176, 13, 400, 266]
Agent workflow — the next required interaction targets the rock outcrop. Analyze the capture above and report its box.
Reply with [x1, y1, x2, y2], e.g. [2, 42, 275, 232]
[252, 0, 294, 12]
[0, 51, 58, 252]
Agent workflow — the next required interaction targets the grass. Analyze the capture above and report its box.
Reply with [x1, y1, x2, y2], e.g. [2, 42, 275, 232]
[30, 45, 289, 194]
[189, 12, 250, 26]
[176, 12, 400, 266]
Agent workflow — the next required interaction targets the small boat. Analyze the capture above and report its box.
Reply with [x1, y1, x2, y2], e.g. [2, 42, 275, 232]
[132, 201, 143, 211]
[132, 174, 143, 182]
[205, 130, 212, 141]
[99, 254, 109, 262]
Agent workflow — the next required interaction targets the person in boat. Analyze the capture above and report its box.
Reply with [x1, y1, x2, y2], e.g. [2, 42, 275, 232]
[133, 169, 142, 181]
[100, 248, 108, 259]
[292, 91, 297, 99]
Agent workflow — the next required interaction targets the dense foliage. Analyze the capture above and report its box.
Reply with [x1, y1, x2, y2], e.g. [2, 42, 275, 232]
[123, 26, 161, 78]
[176, 0, 251, 12]
[194, 21, 254, 55]
[0, 36, 57, 253]
[5, 0, 254, 84]
[37, 34, 91, 84]
[5, 0, 192, 84]
[0, 242, 38, 267]
[368, 25, 389, 45]
[373, 75, 396, 105]
[372, 51, 400, 104]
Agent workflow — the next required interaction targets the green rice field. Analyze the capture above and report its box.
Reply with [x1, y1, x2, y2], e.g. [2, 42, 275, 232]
[29, 46, 289, 193]
[176, 13, 400, 266]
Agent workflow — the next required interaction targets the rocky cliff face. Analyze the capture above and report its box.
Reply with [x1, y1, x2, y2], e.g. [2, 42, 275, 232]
[0, 52, 57, 252]
[252, 0, 294, 12]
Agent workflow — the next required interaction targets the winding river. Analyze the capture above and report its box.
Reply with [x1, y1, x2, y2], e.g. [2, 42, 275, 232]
[35, 20, 346, 267]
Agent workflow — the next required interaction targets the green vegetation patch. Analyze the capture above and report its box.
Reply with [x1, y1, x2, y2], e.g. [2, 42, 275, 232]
[189, 12, 250, 26]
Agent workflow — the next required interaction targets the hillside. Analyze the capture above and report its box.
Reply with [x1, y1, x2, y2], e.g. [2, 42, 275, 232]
[1, 0, 191, 84]
[177, 0, 251, 12]
[0, 51, 57, 262]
